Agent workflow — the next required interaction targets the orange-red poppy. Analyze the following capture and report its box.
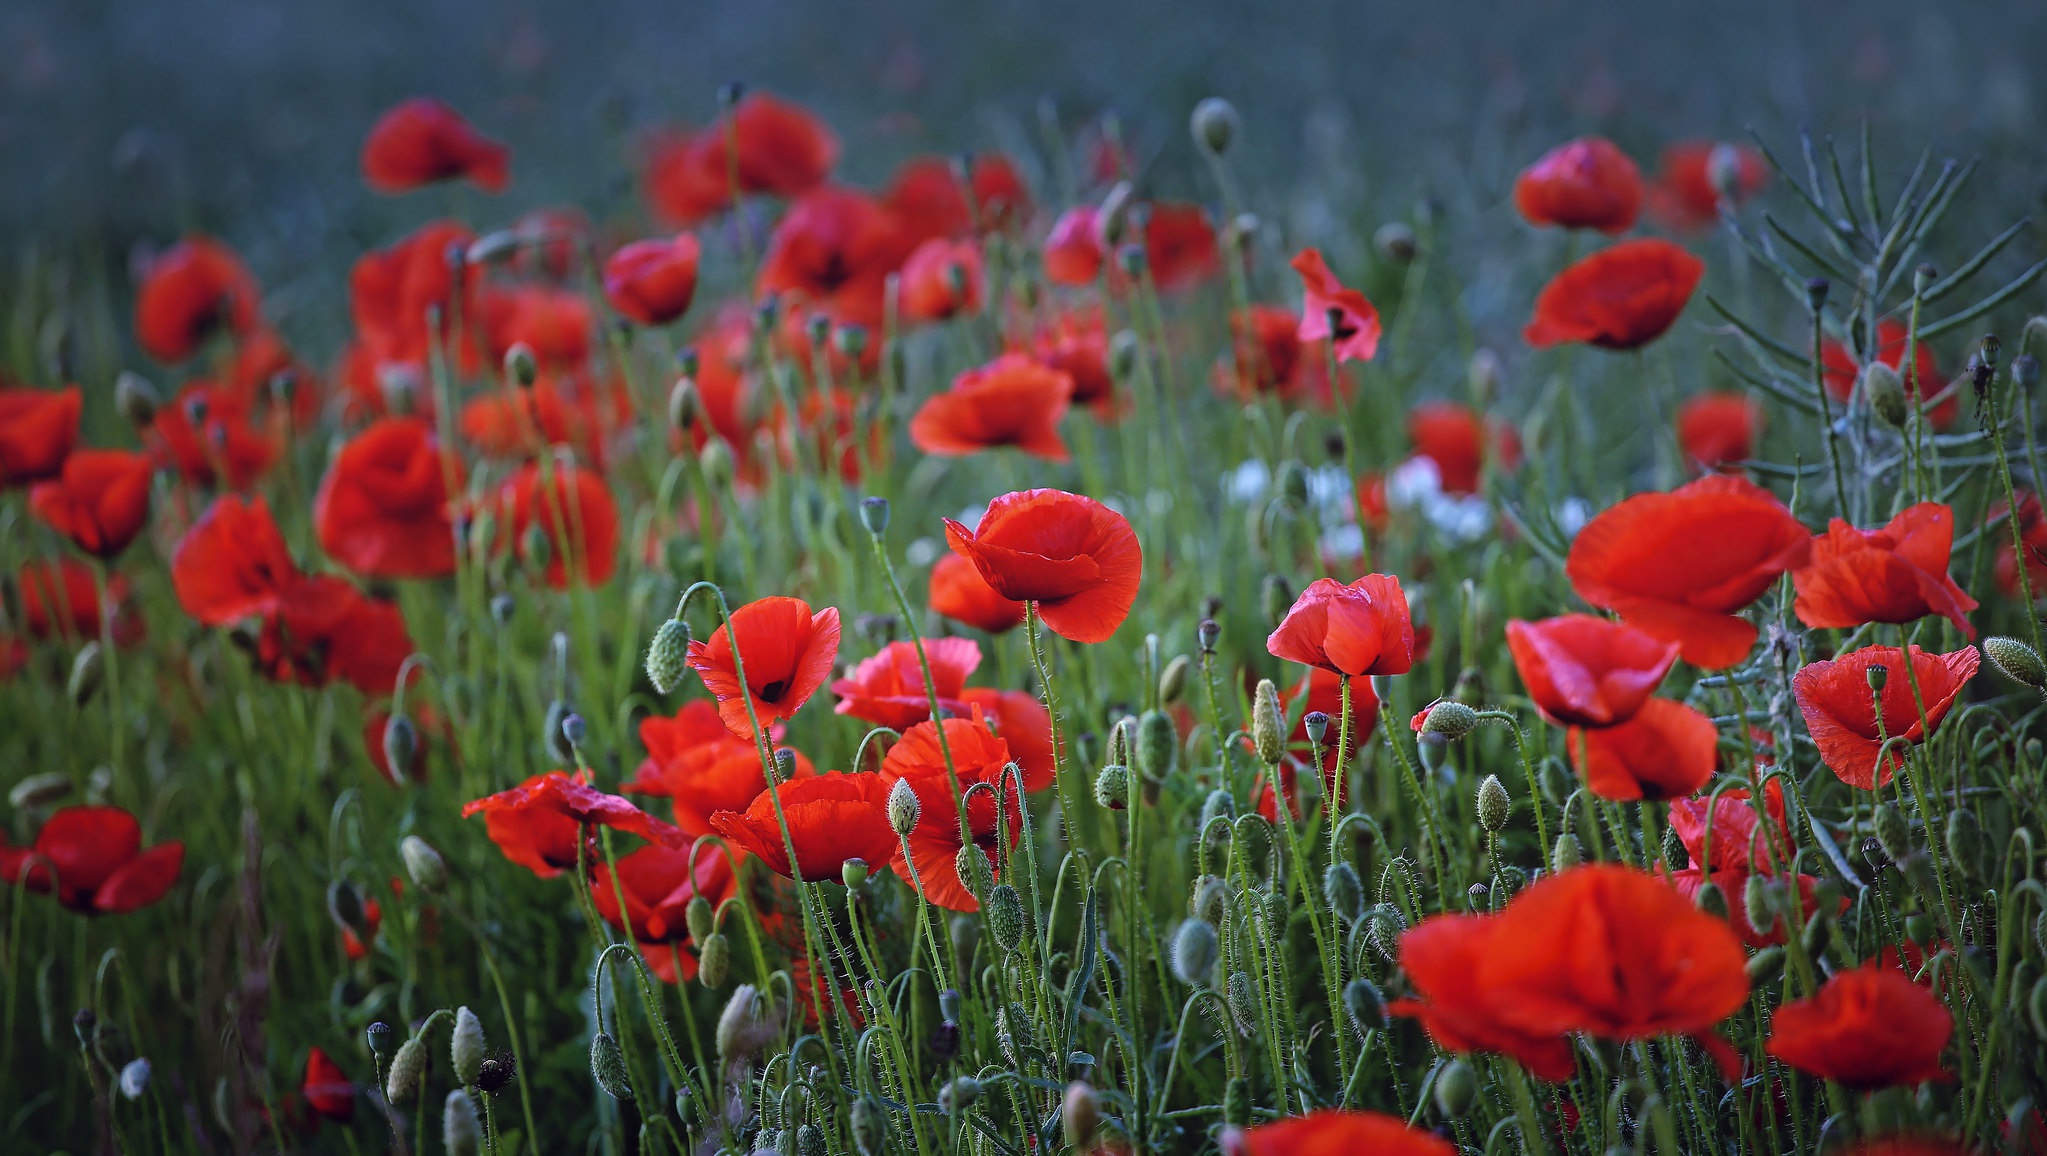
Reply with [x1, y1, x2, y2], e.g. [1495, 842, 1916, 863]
[831, 637, 980, 730]
[301, 1047, 355, 1123]
[929, 553, 1027, 634]
[1792, 644, 1978, 789]
[0, 805, 184, 915]
[0, 385, 82, 487]
[1566, 475, 1810, 668]
[1677, 391, 1762, 472]
[497, 461, 620, 588]
[1667, 782, 1787, 875]
[135, 237, 262, 363]
[943, 489, 1142, 644]
[1506, 614, 1679, 728]
[756, 186, 909, 330]
[911, 354, 1073, 460]
[1141, 202, 1221, 293]
[1648, 140, 1768, 231]
[1524, 239, 1704, 350]
[314, 417, 461, 580]
[1290, 248, 1382, 363]
[462, 769, 683, 878]
[1224, 1110, 1456, 1156]
[958, 687, 1055, 791]
[348, 219, 484, 387]
[1389, 911, 1579, 1080]
[885, 154, 1033, 239]
[459, 370, 627, 470]
[709, 773, 897, 882]
[1217, 306, 1314, 402]
[1792, 502, 1977, 636]
[1514, 137, 1643, 233]
[252, 576, 415, 695]
[1766, 963, 1953, 1088]
[1821, 320, 1953, 428]
[625, 700, 813, 838]
[170, 494, 300, 626]
[1408, 402, 1521, 495]
[687, 595, 842, 738]
[1568, 697, 1720, 801]
[898, 237, 985, 323]
[603, 234, 702, 327]
[880, 711, 1021, 911]
[1267, 575, 1415, 678]
[360, 97, 509, 194]
[1043, 206, 1104, 286]
[643, 92, 839, 225]
[1990, 490, 2047, 601]
[481, 285, 594, 372]
[1022, 306, 1116, 413]
[28, 449, 154, 558]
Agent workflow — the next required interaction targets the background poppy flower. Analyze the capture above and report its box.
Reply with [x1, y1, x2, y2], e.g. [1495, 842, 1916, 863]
[1291, 248, 1382, 363]
[498, 461, 619, 588]
[0, 385, 83, 487]
[1766, 964, 1953, 1088]
[943, 488, 1142, 644]
[1820, 320, 1953, 428]
[1565, 474, 1810, 668]
[590, 842, 738, 949]
[135, 237, 262, 363]
[361, 97, 510, 193]
[1267, 574, 1415, 677]
[755, 186, 908, 328]
[709, 773, 897, 881]
[253, 576, 415, 695]
[151, 381, 281, 489]
[171, 495, 300, 625]
[1792, 502, 1977, 636]
[1836, 1139, 1974, 1156]
[18, 560, 140, 644]
[1141, 202, 1221, 292]
[1514, 137, 1643, 233]
[627, 701, 813, 837]
[301, 1048, 355, 1123]
[1568, 696, 1719, 800]
[1677, 391, 1762, 471]
[911, 354, 1074, 461]
[1990, 491, 2047, 600]
[348, 219, 483, 381]
[929, 553, 1027, 634]
[28, 449, 155, 558]
[899, 237, 985, 323]
[1227, 1109, 1456, 1156]
[603, 234, 702, 327]
[463, 770, 683, 878]
[0, 805, 184, 915]
[481, 286, 594, 371]
[1023, 306, 1116, 414]
[957, 687, 1055, 790]
[687, 595, 842, 738]
[1667, 783, 1786, 874]
[1523, 238, 1705, 350]
[1792, 644, 1978, 789]
[881, 717, 1020, 911]
[1649, 140, 1768, 230]
[832, 637, 980, 729]
[1408, 402, 1520, 494]
[1043, 206, 1104, 286]
[1506, 614, 1680, 728]
[643, 92, 839, 225]
[314, 417, 461, 580]
[885, 154, 1032, 240]
[1217, 306, 1310, 401]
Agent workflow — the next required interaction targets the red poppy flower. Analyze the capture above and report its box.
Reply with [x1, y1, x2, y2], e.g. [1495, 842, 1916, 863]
[1792, 644, 1979, 789]
[17, 561, 140, 644]
[28, 449, 154, 558]
[0, 805, 184, 914]
[755, 186, 908, 328]
[1408, 402, 1521, 495]
[831, 637, 980, 730]
[1514, 137, 1643, 233]
[1767, 963, 1953, 1088]
[929, 553, 1027, 634]
[885, 154, 1033, 240]
[1389, 912, 1579, 1080]
[1667, 782, 1787, 874]
[899, 237, 985, 323]
[460, 370, 627, 470]
[1524, 239, 1705, 350]
[338, 893, 383, 960]
[1142, 202, 1221, 293]
[481, 286, 594, 371]
[253, 576, 415, 695]
[314, 418, 460, 580]
[590, 843, 739, 958]
[911, 354, 1073, 461]
[361, 97, 509, 194]
[1677, 391, 1762, 471]
[497, 461, 620, 588]
[1024, 306, 1115, 413]
[1793, 502, 1977, 636]
[1568, 697, 1719, 801]
[1217, 306, 1311, 402]
[881, 712, 1021, 911]
[943, 489, 1142, 644]
[958, 687, 1055, 791]
[134, 238, 262, 363]
[1991, 491, 2047, 601]
[709, 772, 897, 882]
[1291, 248, 1382, 363]
[302, 1048, 356, 1123]
[1267, 574, 1415, 677]
[643, 93, 839, 225]
[626, 701, 814, 838]
[0, 385, 82, 487]
[171, 495, 300, 625]
[1649, 141, 1768, 231]
[462, 770, 684, 878]
[151, 381, 280, 490]
[1821, 320, 1953, 427]
[1043, 206, 1104, 286]
[1506, 614, 1680, 728]
[687, 595, 842, 739]
[1224, 1109, 1456, 1156]
[1565, 475, 1811, 668]
[603, 234, 702, 327]
[348, 219, 483, 381]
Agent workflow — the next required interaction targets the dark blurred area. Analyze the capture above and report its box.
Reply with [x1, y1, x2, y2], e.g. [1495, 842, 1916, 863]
[2, 0, 2042, 336]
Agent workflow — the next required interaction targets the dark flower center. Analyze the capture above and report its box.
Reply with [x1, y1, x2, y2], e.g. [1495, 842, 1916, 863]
[758, 677, 791, 703]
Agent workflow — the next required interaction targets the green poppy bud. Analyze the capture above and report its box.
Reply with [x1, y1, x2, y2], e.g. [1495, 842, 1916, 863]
[1171, 919, 1218, 986]
[443, 1090, 482, 1156]
[590, 1031, 633, 1100]
[386, 1035, 427, 1103]
[1433, 1058, 1478, 1118]
[646, 618, 691, 695]
[1475, 774, 1510, 832]
[451, 1007, 486, 1087]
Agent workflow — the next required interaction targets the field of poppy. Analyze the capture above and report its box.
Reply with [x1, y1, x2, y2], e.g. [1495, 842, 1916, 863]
[6, 11, 2047, 1155]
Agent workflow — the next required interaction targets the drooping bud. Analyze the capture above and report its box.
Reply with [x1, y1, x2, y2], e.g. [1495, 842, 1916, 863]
[1694, 880, 1729, 919]
[327, 880, 366, 935]
[1093, 763, 1131, 810]
[1136, 709, 1176, 781]
[860, 496, 891, 535]
[850, 1096, 888, 1156]
[887, 777, 922, 836]
[443, 1090, 482, 1156]
[685, 895, 715, 943]
[1434, 1058, 1478, 1118]
[387, 1035, 427, 1103]
[646, 619, 691, 695]
[1746, 945, 1786, 985]
[1276, 460, 1311, 510]
[1172, 919, 1219, 985]
[1062, 1082, 1100, 1148]
[1190, 97, 1240, 157]
[590, 1032, 632, 1100]
[1864, 362, 1909, 428]
[8, 773, 72, 810]
[115, 371, 160, 427]
[1705, 143, 1745, 200]
[451, 1007, 486, 1087]
[1322, 862, 1364, 925]
[68, 642, 104, 706]
[1475, 774, 1510, 832]
[1985, 636, 2047, 692]
[955, 844, 994, 902]
[1945, 809, 1987, 882]
[941, 1075, 982, 1115]
[1875, 802, 1911, 862]
[1551, 831, 1583, 873]
[380, 714, 419, 783]
[1421, 700, 1480, 740]
[1192, 875, 1227, 924]
[401, 835, 448, 893]
[987, 883, 1026, 954]
[2015, 354, 2041, 392]
[1251, 679, 1283, 765]
[698, 932, 732, 988]
[1342, 976, 1386, 1031]
[1743, 873, 1779, 937]
[1226, 971, 1258, 1035]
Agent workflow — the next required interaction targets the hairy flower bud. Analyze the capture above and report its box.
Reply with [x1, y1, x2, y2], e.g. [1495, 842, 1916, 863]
[1342, 976, 1386, 1031]
[986, 883, 1026, 954]
[444, 1090, 482, 1156]
[1743, 873, 1778, 937]
[1422, 700, 1480, 740]
[1475, 775, 1510, 832]
[1434, 1058, 1478, 1118]
[451, 1007, 485, 1087]
[1224, 1077, 1252, 1126]
[1864, 362, 1909, 428]
[646, 618, 691, 695]
[387, 1035, 427, 1103]
[1874, 802, 1911, 863]
[1251, 679, 1283, 765]
[1159, 655, 1191, 704]
[887, 777, 921, 836]
[1549, 832, 1583, 874]
[114, 371, 160, 427]
[850, 1095, 888, 1156]
[1322, 862, 1364, 925]
[590, 1031, 632, 1100]
[955, 844, 994, 902]
[699, 933, 732, 988]
[1945, 809, 1987, 882]
[1226, 971, 1258, 1035]
[401, 835, 448, 893]
[1136, 709, 1177, 781]
[1746, 945, 1786, 985]
[1694, 880, 1729, 920]
[1192, 875, 1227, 924]
[1171, 919, 1219, 985]
[1985, 636, 2047, 692]
[940, 1075, 982, 1115]
[1190, 97, 1240, 157]
[1093, 763, 1131, 810]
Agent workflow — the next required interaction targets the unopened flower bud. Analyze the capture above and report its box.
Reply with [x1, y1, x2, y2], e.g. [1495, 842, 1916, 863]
[1136, 709, 1176, 781]
[887, 777, 921, 835]
[1913, 263, 1938, 296]
[68, 642, 103, 706]
[1251, 679, 1283, 765]
[987, 883, 1026, 954]
[400, 835, 448, 893]
[1743, 873, 1779, 937]
[327, 880, 366, 934]
[1062, 1082, 1100, 1148]
[1098, 182, 1135, 246]
[1550, 832, 1583, 873]
[1946, 809, 1987, 882]
[119, 1057, 151, 1099]
[1475, 774, 1510, 832]
[1190, 97, 1240, 157]
[381, 714, 419, 782]
[1322, 861, 1363, 924]
[834, 324, 868, 360]
[698, 932, 731, 987]
[941, 1076, 982, 1115]
[1224, 1077, 1252, 1126]
[1374, 222, 1417, 264]
[451, 1007, 486, 1087]
[504, 344, 537, 388]
[444, 1090, 482, 1156]
[1746, 945, 1786, 985]
[1342, 976, 1385, 1031]
[115, 371, 160, 427]
[1434, 1058, 1478, 1118]
[667, 377, 700, 430]
[1159, 654, 1191, 704]
[850, 1096, 888, 1156]
[1694, 880, 1729, 919]
[1421, 700, 1480, 740]
[860, 496, 890, 535]
[699, 438, 735, 487]
[684, 895, 715, 943]
[387, 1036, 427, 1103]
[1874, 802, 1910, 862]
[804, 312, 832, 349]
[590, 1031, 632, 1100]
[1171, 918, 1219, 985]
[1805, 277, 1830, 313]
[955, 844, 994, 902]
[1985, 636, 2047, 692]
[2014, 353, 2040, 393]
[1093, 763, 1131, 810]
[646, 618, 691, 695]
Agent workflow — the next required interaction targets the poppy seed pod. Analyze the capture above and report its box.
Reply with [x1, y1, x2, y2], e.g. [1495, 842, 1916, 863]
[444, 1090, 482, 1156]
[382, 714, 419, 782]
[590, 1031, 632, 1100]
[987, 883, 1026, 954]
[1093, 763, 1131, 810]
[386, 1035, 427, 1103]
[401, 835, 448, 893]
[1805, 278, 1830, 313]
[1434, 1058, 1478, 1118]
[1252, 679, 1283, 765]
[367, 1021, 394, 1059]
[1136, 709, 1176, 781]
[842, 857, 869, 888]
[1198, 617, 1221, 654]
[114, 371, 160, 427]
[698, 932, 732, 987]
[1303, 710, 1329, 747]
[887, 777, 921, 836]
[646, 618, 691, 695]
[68, 641, 103, 706]
[1190, 97, 1239, 157]
[1985, 636, 2047, 692]
[859, 496, 890, 535]
[1062, 1082, 1100, 1148]
[1422, 700, 1480, 740]
[850, 1095, 888, 1156]
[955, 844, 994, 901]
[1342, 976, 1386, 1031]
[560, 712, 587, 750]
[1476, 775, 1511, 832]
[1550, 831, 1583, 873]
[1171, 918, 1219, 985]
[1865, 663, 1889, 692]
[451, 1007, 485, 1087]
[1159, 655, 1191, 704]
[1863, 362, 1909, 428]
[804, 312, 832, 349]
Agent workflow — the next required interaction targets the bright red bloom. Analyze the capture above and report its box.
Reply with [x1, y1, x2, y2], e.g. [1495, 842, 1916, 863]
[929, 553, 1027, 634]
[603, 234, 702, 327]
[709, 773, 897, 882]
[1792, 644, 1979, 789]
[885, 154, 1033, 240]
[1991, 491, 2047, 601]
[1408, 402, 1521, 495]
[881, 711, 1021, 911]
[1290, 248, 1382, 363]
[1566, 475, 1811, 668]
[687, 596, 842, 738]
[302, 1048, 356, 1123]
[151, 381, 280, 489]
[1024, 306, 1115, 412]
[943, 489, 1142, 644]
[28, 449, 154, 557]
[1506, 614, 1679, 728]
[626, 700, 813, 838]
[831, 637, 980, 729]
[348, 219, 483, 386]
[1649, 141, 1768, 231]
[497, 461, 619, 588]
[17, 561, 139, 644]
[1821, 320, 1953, 428]
[899, 237, 985, 323]
[1667, 782, 1787, 874]
[958, 687, 1055, 791]
[361, 97, 509, 194]
[314, 417, 460, 580]
[1677, 391, 1762, 472]
[1767, 963, 1953, 1088]
[462, 770, 683, 878]
[756, 186, 908, 329]
[252, 576, 415, 695]
[1043, 207, 1104, 286]
[0, 805, 183, 914]
[1217, 306, 1313, 403]
[1524, 239, 1705, 350]
[1514, 137, 1643, 233]
[481, 286, 593, 372]
[1225, 1109, 1455, 1156]
[0, 385, 82, 487]
[1142, 202, 1221, 293]
[1793, 502, 1976, 636]
[135, 238, 261, 363]
[911, 354, 1073, 461]
[591, 843, 739, 980]
[171, 495, 300, 625]
[1390, 912, 1579, 1080]
[1568, 697, 1719, 801]
[643, 93, 839, 225]
[1267, 575, 1415, 677]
